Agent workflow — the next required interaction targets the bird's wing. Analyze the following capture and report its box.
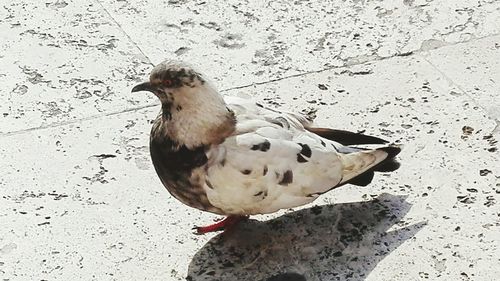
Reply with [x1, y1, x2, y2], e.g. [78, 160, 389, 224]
[203, 98, 398, 215]
[223, 96, 313, 129]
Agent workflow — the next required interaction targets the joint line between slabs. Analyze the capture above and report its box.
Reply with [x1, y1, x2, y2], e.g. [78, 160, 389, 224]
[0, 103, 158, 138]
[94, 0, 154, 67]
[5, 32, 500, 137]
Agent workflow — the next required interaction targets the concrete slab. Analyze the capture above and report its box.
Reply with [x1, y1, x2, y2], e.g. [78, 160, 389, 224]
[98, 0, 500, 88]
[1, 51, 499, 280]
[424, 34, 500, 123]
[0, 106, 213, 280]
[0, 1, 153, 134]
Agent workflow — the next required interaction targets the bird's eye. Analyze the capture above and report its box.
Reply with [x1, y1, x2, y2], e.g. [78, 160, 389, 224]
[163, 79, 173, 87]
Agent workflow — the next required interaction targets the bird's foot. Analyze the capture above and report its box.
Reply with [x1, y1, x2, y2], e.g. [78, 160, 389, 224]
[193, 215, 248, 235]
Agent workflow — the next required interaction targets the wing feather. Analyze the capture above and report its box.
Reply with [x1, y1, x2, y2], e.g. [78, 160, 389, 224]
[202, 97, 400, 215]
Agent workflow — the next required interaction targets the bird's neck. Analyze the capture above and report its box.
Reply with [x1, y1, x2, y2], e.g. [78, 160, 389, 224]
[155, 87, 236, 149]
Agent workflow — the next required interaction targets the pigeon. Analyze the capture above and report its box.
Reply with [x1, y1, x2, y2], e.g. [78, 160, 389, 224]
[132, 60, 401, 234]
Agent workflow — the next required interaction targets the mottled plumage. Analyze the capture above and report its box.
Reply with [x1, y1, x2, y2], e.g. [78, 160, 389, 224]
[132, 60, 401, 231]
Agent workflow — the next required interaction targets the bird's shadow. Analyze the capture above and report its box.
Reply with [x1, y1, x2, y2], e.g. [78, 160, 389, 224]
[187, 194, 425, 281]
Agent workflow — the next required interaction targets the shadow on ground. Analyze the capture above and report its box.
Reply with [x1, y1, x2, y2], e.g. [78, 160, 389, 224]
[187, 193, 425, 281]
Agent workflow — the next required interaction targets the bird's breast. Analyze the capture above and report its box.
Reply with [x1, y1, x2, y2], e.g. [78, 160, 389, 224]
[149, 134, 223, 214]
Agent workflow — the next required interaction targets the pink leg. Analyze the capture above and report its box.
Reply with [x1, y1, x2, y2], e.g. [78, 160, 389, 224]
[194, 215, 248, 234]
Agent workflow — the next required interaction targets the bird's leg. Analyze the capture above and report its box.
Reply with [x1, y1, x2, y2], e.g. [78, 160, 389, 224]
[194, 215, 248, 234]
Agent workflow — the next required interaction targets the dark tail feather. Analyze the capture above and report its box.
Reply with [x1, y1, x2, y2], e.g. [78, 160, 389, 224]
[306, 127, 388, 145]
[374, 159, 401, 172]
[373, 146, 401, 172]
[347, 171, 374, 186]
[345, 146, 402, 187]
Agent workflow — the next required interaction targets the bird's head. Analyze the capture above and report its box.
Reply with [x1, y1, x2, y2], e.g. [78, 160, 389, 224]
[131, 60, 209, 105]
[132, 60, 235, 147]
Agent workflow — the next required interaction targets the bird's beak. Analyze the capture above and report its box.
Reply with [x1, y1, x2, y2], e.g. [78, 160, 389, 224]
[131, 81, 155, 93]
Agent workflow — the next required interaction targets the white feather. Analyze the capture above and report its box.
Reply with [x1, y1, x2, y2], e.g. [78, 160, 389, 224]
[202, 98, 391, 215]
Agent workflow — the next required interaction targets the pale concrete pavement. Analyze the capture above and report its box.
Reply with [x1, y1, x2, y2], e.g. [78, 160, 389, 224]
[1, 0, 499, 280]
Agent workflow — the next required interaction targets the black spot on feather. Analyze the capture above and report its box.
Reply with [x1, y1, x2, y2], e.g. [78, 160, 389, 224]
[251, 140, 271, 152]
[241, 169, 252, 175]
[263, 165, 268, 175]
[320, 139, 326, 147]
[253, 190, 268, 198]
[297, 154, 308, 163]
[298, 143, 312, 158]
[331, 143, 338, 151]
[279, 170, 293, 186]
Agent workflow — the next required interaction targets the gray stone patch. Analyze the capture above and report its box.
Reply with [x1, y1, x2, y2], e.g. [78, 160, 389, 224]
[213, 33, 246, 49]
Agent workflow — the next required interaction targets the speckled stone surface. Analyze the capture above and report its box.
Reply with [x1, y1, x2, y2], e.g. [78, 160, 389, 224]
[99, 0, 500, 87]
[1, 0, 500, 280]
[0, 1, 153, 133]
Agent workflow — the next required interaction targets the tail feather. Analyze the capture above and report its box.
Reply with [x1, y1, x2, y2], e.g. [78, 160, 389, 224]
[307, 127, 401, 188]
[372, 146, 401, 173]
[338, 146, 401, 188]
[347, 171, 374, 186]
